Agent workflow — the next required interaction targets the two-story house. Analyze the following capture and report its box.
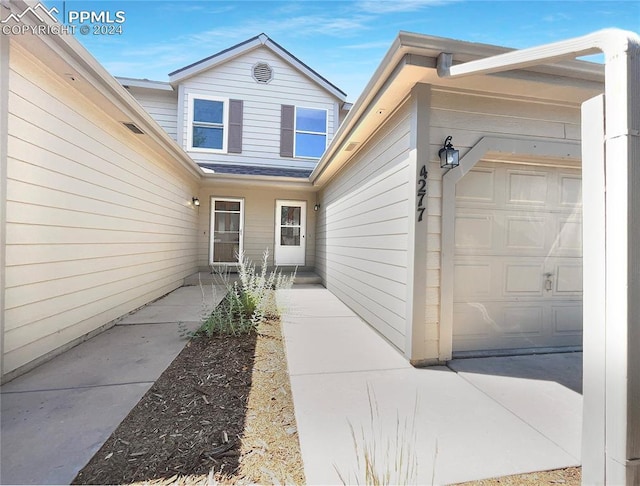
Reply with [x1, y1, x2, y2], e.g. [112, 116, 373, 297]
[7, 1, 628, 385]
[117, 34, 350, 270]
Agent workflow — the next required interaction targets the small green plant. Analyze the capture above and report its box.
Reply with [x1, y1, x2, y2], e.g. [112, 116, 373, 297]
[196, 249, 296, 337]
[335, 386, 420, 486]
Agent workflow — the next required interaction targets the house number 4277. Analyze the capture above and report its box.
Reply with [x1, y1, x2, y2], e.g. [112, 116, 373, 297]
[416, 165, 428, 222]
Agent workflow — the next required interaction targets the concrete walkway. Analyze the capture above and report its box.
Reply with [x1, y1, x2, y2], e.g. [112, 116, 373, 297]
[278, 285, 583, 485]
[0, 285, 225, 486]
[1, 283, 582, 485]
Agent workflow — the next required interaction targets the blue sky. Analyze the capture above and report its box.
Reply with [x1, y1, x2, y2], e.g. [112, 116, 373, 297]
[46, 0, 639, 101]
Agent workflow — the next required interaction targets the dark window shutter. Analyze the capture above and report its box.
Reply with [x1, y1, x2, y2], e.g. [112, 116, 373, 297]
[280, 104, 295, 157]
[228, 99, 243, 153]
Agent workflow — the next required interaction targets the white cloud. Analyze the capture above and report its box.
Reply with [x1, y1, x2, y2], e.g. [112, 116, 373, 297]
[356, 0, 457, 14]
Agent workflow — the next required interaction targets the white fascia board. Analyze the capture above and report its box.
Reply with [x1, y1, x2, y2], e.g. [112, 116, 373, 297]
[201, 173, 315, 191]
[310, 35, 408, 184]
[168, 37, 263, 84]
[116, 77, 174, 91]
[10, 0, 203, 180]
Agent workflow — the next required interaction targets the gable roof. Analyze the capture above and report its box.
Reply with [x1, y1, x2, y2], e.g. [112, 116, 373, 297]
[168, 33, 347, 101]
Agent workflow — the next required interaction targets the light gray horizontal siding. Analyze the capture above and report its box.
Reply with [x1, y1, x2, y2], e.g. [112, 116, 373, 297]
[127, 87, 178, 141]
[317, 100, 413, 351]
[3, 44, 199, 378]
[180, 47, 338, 170]
[197, 187, 316, 270]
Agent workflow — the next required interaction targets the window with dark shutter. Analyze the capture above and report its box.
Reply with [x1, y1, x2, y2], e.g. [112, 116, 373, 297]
[280, 104, 295, 157]
[228, 99, 243, 153]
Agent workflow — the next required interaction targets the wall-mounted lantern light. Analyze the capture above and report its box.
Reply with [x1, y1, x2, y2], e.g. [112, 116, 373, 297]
[192, 197, 200, 207]
[439, 136, 459, 169]
[314, 203, 321, 211]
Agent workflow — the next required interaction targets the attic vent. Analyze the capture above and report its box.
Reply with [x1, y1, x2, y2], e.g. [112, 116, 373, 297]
[123, 122, 144, 134]
[252, 62, 273, 84]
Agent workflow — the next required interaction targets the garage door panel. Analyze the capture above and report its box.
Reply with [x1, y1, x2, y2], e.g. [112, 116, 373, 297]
[503, 306, 544, 335]
[453, 302, 501, 338]
[453, 161, 582, 353]
[554, 264, 583, 293]
[506, 170, 548, 206]
[505, 216, 546, 250]
[454, 263, 492, 298]
[455, 214, 493, 249]
[559, 174, 582, 207]
[555, 218, 582, 254]
[456, 168, 496, 203]
[553, 305, 583, 334]
[504, 263, 544, 295]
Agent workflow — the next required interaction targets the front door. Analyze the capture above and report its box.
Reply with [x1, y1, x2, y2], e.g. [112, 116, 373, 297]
[275, 200, 306, 266]
[210, 197, 244, 264]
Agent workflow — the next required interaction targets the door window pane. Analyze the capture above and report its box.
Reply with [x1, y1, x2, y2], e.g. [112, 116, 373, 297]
[215, 200, 241, 211]
[280, 227, 301, 246]
[281, 206, 301, 226]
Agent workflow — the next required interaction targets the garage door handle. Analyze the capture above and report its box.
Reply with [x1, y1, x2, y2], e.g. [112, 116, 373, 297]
[544, 273, 554, 292]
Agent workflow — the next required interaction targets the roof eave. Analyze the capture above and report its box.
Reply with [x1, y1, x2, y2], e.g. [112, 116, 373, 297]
[310, 31, 605, 186]
[116, 77, 174, 92]
[201, 172, 315, 190]
[10, 0, 203, 181]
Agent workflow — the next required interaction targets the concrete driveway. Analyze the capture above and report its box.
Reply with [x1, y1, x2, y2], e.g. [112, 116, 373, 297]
[279, 285, 583, 485]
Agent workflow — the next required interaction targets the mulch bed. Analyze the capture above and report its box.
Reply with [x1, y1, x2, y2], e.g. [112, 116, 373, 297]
[73, 318, 304, 485]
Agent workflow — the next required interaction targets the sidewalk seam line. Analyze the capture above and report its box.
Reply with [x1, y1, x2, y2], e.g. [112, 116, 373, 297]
[448, 365, 581, 462]
[1, 380, 155, 394]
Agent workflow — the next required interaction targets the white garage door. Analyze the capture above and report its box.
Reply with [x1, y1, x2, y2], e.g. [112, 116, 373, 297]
[453, 161, 583, 353]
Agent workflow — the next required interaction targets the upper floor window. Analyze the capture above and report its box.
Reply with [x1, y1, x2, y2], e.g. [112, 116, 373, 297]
[280, 105, 328, 159]
[294, 107, 327, 158]
[188, 94, 228, 152]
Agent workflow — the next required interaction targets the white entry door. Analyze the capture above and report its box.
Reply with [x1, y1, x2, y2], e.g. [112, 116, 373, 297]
[275, 200, 306, 266]
[452, 161, 583, 353]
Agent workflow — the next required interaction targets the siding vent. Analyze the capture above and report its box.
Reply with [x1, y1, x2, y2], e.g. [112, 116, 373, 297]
[252, 62, 273, 84]
[123, 122, 144, 134]
[344, 141, 360, 152]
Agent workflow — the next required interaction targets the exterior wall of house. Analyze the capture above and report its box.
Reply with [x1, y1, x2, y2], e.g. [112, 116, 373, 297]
[127, 86, 178, 141]
[424, 87, 582, 361]
[197, 184, 316, 270]
[316, 99, 413, 352]
[2, 42, 200, 380]
[178, 46, 339, 171]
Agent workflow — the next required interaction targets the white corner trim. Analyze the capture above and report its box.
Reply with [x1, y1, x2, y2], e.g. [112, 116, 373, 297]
[0, 28, 8, 379]
[439, 136, 581, 361]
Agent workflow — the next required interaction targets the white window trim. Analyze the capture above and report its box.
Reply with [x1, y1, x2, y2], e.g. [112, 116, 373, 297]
[209, 196, 244, 265]
[187, 93, 229, 153]
[294, 106, 328, 159]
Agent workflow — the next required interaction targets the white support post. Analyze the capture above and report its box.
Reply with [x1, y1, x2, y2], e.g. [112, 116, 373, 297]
[581, 95, 606, 485]
[602, 37, 640, 486]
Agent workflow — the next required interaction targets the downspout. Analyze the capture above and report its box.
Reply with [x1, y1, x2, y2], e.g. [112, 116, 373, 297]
[437, 28, 640, 485]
